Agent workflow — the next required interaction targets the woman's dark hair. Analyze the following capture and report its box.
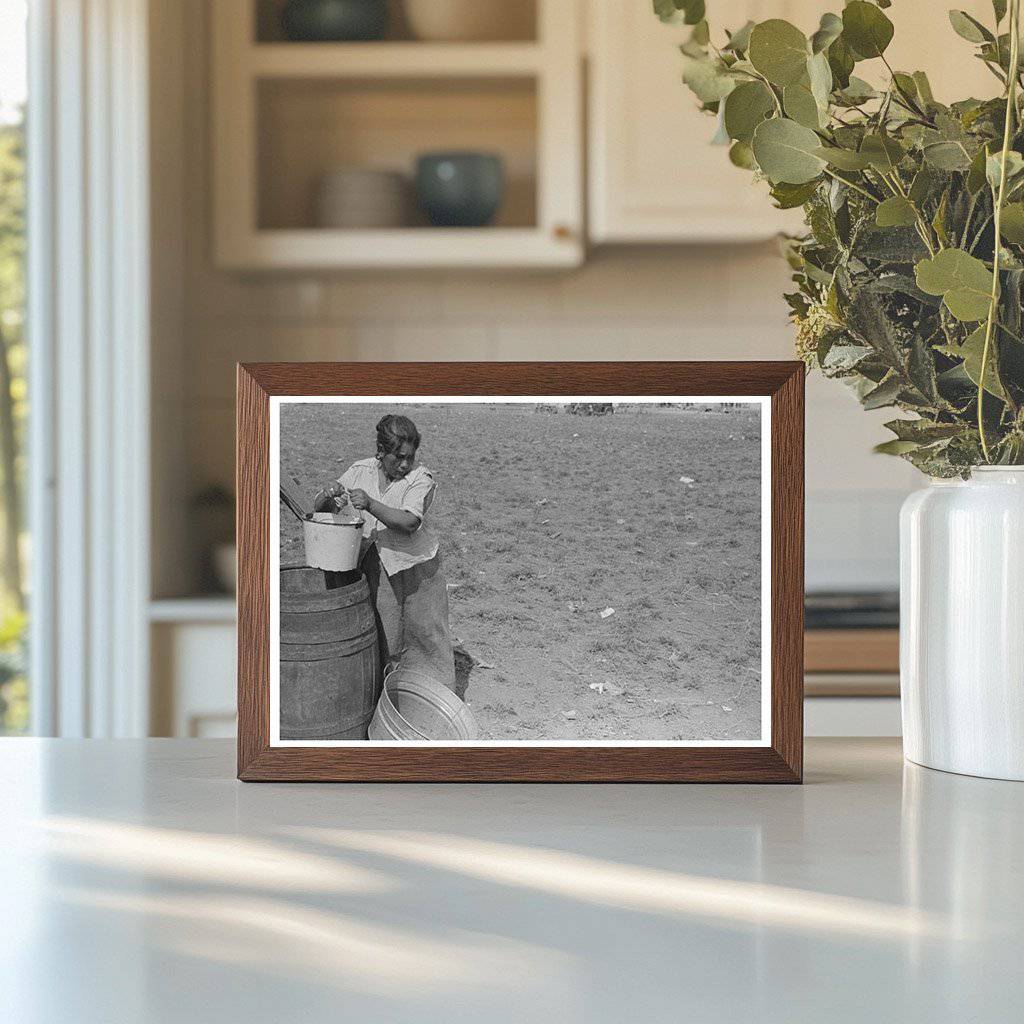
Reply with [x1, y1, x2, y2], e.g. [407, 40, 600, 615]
[376, 414, 421, 455]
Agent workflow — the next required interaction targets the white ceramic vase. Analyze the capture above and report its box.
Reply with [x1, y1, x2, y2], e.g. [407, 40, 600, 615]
[900, 467, 1024, 780]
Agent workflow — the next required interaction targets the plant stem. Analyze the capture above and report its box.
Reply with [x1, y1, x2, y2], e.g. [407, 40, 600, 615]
[749, 69, 783, 116]
[880, 54, 930, 120]
[821, 167, 879, 203]
[874, 167, 937, 254]
[979, 0, 1021, 463]
[968, 212, 994, 253]
[996, 317, 1024, 344]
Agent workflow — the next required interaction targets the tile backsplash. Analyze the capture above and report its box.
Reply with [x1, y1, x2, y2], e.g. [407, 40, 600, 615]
[173, 247, 917, 594]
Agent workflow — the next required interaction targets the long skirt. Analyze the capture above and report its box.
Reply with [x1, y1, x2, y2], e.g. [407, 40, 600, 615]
[362, 545, 456, 692]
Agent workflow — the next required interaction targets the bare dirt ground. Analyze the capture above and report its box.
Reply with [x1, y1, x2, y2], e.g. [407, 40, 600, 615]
[279, 402, 763, 741]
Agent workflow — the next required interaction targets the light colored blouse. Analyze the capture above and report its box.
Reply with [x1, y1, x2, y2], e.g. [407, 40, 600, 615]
[337, 458, 439, 576]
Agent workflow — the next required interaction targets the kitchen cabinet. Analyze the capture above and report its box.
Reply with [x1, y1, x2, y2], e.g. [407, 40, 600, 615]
[150, 602, 236, 738]
[211, 0, 583, 269]
[587, 0, 999, 244]
[148, 601, 901, 739]
[587, 1, 813, 243]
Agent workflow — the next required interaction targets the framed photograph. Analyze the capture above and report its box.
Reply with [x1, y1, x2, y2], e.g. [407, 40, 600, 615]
[237, 362, 804, 782]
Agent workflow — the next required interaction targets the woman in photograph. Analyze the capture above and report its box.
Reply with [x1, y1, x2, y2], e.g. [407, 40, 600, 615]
[314, 414, 456, 691]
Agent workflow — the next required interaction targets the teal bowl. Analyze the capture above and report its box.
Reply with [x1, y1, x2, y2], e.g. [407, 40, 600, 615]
[281, 0, 388, 42]
[415, 152, 505, 228]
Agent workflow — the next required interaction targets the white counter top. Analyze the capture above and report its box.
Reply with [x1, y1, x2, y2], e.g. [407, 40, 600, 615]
[2, 738, 1021, 1023]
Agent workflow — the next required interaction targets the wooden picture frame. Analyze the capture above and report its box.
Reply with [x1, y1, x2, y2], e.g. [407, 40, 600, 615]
[237, 362, 804, 782]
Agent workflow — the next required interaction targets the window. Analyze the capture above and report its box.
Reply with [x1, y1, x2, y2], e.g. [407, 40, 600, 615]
[0, 0, 28, 734]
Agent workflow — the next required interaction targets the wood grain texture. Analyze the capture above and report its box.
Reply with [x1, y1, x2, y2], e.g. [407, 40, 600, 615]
[236, 361, 805, 783]
[237, 366, 271, 776]
[770, 366, 804, 782]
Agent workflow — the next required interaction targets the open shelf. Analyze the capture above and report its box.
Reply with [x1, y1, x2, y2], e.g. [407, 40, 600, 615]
[213, 0, 582, 268]
[257, 76, 537, 232]
[149, 597, 237, 624]
[220, 227, 578, 269]
[249, 42, 544, 77]
[254, 0, 538, 45]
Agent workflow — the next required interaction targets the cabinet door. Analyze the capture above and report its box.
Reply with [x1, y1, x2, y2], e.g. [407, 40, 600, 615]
[588, 1, 1003, 245]
[588, 1, 815, 243]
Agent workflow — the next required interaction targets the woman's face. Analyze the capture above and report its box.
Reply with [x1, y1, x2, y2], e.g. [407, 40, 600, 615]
[379, 441, 417, 481]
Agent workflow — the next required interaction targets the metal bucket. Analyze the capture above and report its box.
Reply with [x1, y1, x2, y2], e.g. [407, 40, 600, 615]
[302, 513, 364, 572]
[368, 666, 478, 741]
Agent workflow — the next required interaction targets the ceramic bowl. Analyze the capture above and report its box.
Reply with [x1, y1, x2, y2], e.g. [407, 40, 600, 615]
[281, 0, 388, 42]
[403, 0, 534, 42]
[314, 167, 409, 228]
[414, 152, 505, 228]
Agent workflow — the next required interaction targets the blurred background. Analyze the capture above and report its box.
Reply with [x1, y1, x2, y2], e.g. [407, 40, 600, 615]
[0, 0, 999, 741]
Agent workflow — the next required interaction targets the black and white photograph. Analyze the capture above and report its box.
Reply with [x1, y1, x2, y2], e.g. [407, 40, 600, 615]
[270, 396, 770, 746]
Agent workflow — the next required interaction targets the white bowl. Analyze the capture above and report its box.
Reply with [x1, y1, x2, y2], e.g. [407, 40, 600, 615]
[404, 0, 534, 42]
[315, 168, 410, 228]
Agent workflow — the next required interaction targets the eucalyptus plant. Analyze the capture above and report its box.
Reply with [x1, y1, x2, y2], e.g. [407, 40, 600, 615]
[659, 0, 1024, 475]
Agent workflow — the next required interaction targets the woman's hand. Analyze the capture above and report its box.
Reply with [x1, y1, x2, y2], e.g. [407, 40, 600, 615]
[348, 488, 372, 511]
[313, 482, 345, 513]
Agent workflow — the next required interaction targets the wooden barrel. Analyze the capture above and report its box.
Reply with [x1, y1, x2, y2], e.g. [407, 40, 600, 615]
[280, 565, 381, 740]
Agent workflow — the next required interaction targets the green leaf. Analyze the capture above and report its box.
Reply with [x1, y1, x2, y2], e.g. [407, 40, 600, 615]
[874, 439, 922, 456]
[770, 179, 820, 209]
[748, 19, 810, 87]
[810, 12, 843, 54]
[723, 81, 775, 143]
[948, 10, 993, 44]
[681, 55, 737, 103]
[681, 0, 705, 26]
[724, 20, 755, 53]
[1000, 202, 1024, 242]
[752, 117, 827, 184]
[822, 342, 874, 373]
[892, 72, 919, 102]
[875, 196, 918, 228]
[855, 226, 929, 263]
[842, 1, 894, 60]
[958, 325, 1007, 398]
[967, 143, 993, 193]
[908, 334, 941, 403]
[654, 0, 705, 25]
[915, 249, 994, 321]
[912, 71, 935, 105]
[827, 35, 855, 89]
[653, 0, 677, 23]
[986, 150, 1024, 190]
[909, 165, 936, 205]
[847, 284, 911, 373]
[783, 83, 822, 129]
[862, 375, 902, 409]
[807, 51, 833, 111]
[836, 75, 877, 104]
[728, 140, 758, 169]
[885, 419, 964, 443]
[689, 20, 710, 46]
[860, 133, 905, 172]
[993, 0, 1008, 24]
[923, 141, 973, 171]
[932, 190, 950, 247]
[815, 145, 872, 170]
